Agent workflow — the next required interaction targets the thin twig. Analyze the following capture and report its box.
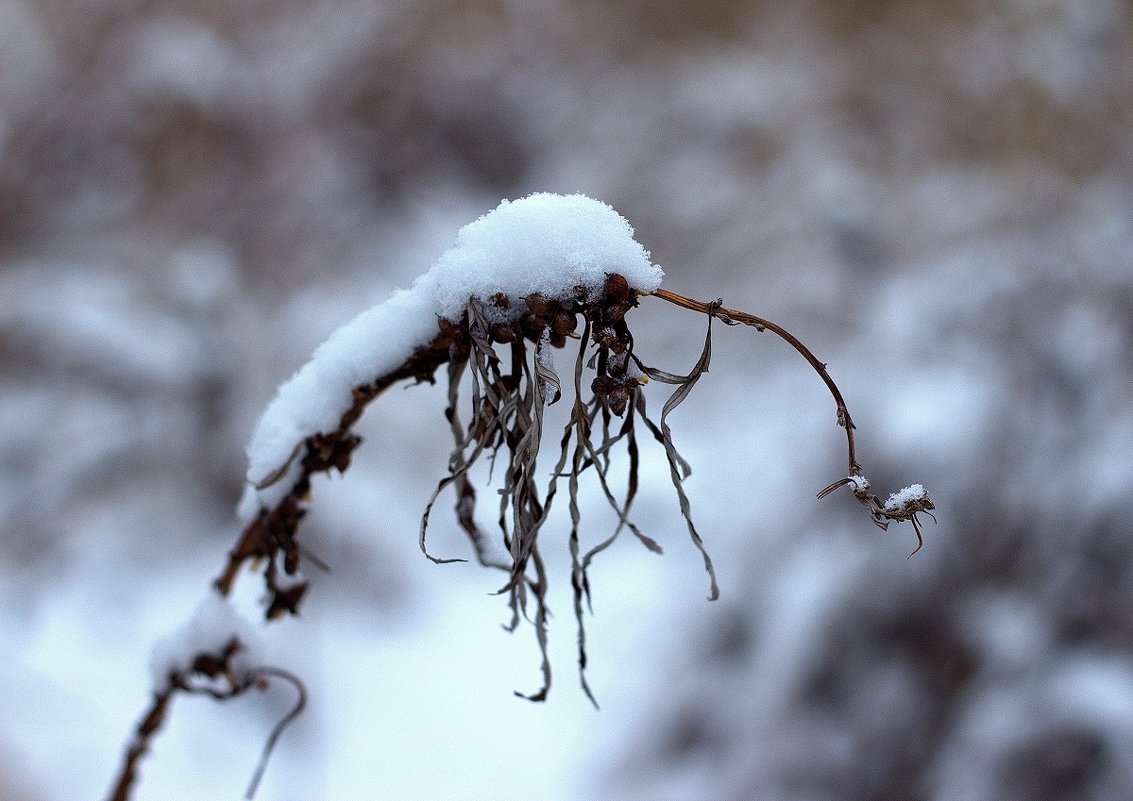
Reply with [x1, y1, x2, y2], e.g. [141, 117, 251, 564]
[107, 686, 177, 801]
[244, 668, 308, 799]
[648, 287, 861, 475]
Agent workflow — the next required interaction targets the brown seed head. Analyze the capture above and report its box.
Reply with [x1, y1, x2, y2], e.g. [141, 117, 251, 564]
[607, 386, 631, 416]
[591, 375, 616, 395]
[592, 326, 629, 353]
[524, 293, 554, 318]
[604, 273, 630, 301]
[491, 323, 516, 343]
[551, 310, 578, 337]
[605, 300, 632, 323]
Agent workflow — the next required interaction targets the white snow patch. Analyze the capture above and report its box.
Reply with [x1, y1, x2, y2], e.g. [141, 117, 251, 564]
[149, 591, 261, 688]
[426, 192, 661, 319]
[239, 193, 661, 519]
[882, 483, 929, 513]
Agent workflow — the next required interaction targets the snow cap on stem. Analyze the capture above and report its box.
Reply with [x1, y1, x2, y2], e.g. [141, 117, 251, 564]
[149, 590, 261, 688]
[239, 193, 661, 519]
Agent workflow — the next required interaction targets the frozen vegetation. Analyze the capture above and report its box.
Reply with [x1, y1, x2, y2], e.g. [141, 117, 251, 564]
[240, 193, 661, 516]
[149, 591, 260, 687]
[2, 1, 1132, 800]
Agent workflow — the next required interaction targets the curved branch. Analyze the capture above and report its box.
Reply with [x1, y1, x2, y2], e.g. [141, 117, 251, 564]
[647, 287, 861, 475]
[244, 668, 308, 799]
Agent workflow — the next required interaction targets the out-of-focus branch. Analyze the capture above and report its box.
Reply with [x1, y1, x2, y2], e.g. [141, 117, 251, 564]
[107, 686, 177, 801]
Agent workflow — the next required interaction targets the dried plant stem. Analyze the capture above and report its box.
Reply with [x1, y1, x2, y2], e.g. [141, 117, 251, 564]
[648, 287, 862, 475]
[108, 687, 177, 801]
[648, 288, 934, 555]
[112, 275, 931, 801]
[244, 668, 307, 800]
[215, 333, 454, 600]
[107, 651, 309, 801]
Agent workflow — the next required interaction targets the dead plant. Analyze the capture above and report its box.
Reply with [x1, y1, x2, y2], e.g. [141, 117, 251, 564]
[107, 271, 931, 800]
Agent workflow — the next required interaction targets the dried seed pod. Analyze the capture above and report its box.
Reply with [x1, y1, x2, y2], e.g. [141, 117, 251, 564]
[491, 323, 516, 343]
[524, 292, 554, 318]
[490, 292, 510, 310]
[605, 299, 632, 323]
[604, 272, 630, 301]
[592, 326, 618, 350]
[591, 375, 616, 395]
[607, 386, 631, 416]
[550, 310, 578, 337]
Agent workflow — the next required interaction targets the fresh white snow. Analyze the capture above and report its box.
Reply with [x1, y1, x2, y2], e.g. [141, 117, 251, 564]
[427, 192, 661, 320]
[149, 590, 261, 687]
[882, 483, 930, 513]
[239, 193, 662, 519]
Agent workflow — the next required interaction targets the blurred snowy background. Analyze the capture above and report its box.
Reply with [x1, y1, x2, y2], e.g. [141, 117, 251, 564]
[2, 0, 1132, 799]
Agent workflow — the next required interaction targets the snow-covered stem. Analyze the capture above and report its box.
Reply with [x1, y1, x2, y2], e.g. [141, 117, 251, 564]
[109, 193, 933, 801]
[213, 333, 452, 601]
[108, 634, 301, 801]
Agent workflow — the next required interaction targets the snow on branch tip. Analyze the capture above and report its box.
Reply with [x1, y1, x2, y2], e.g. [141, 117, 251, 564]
[110, 190, 934, 801]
